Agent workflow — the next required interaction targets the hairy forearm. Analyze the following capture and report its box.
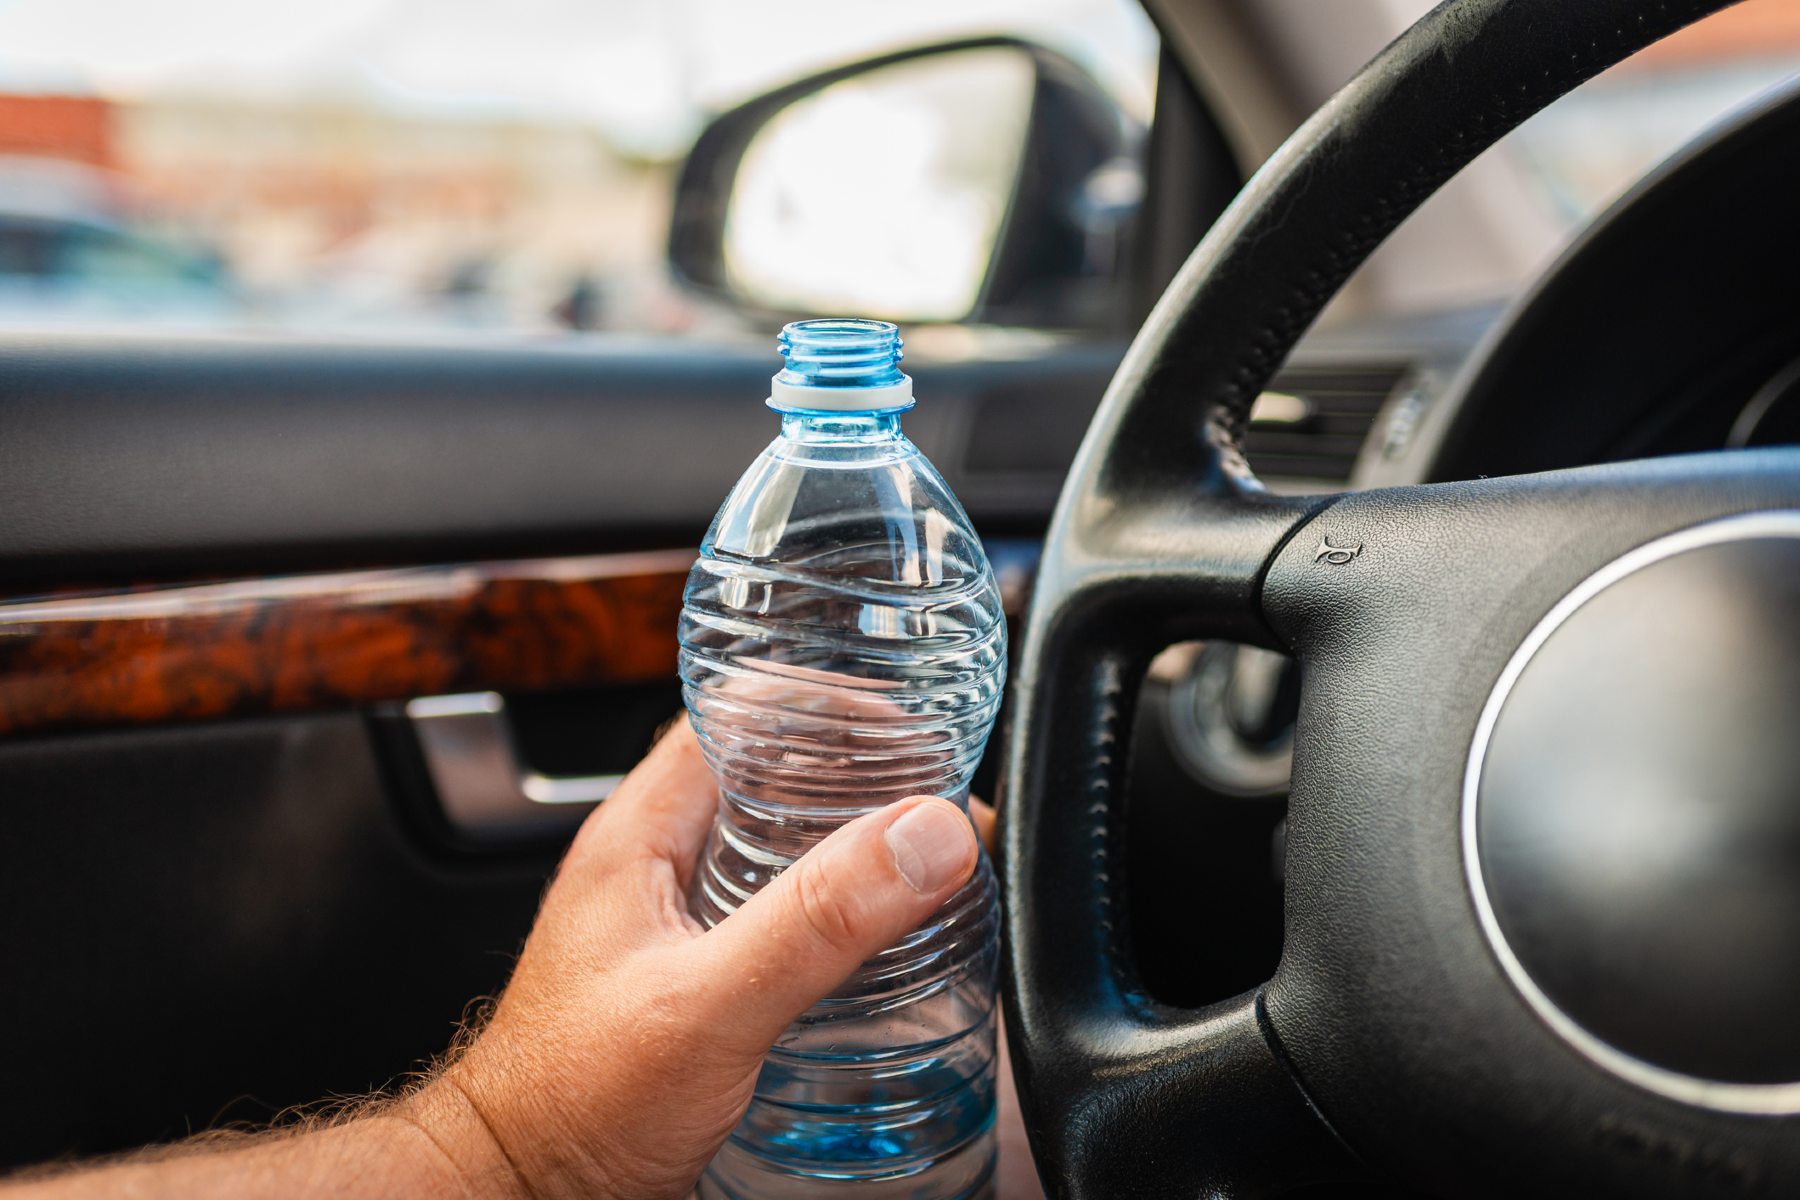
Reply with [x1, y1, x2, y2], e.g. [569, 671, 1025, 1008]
[0, 1085, 517, 1200]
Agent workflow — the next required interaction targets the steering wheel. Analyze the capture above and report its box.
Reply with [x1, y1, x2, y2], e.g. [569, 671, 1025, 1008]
[1001, 1, 1800, 1196]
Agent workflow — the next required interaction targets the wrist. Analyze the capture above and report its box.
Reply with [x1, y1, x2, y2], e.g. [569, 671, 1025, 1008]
[388, 1078, 531, 1200]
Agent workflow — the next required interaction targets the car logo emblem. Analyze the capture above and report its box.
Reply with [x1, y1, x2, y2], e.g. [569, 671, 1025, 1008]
[1314, 537, 1363, 566]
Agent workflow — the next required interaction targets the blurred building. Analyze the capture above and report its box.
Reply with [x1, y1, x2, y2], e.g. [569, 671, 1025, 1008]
[0, 89, 679, 331]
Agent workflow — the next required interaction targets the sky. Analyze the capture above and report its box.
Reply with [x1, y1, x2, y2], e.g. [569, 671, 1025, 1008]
[0, 0, 1158, 157]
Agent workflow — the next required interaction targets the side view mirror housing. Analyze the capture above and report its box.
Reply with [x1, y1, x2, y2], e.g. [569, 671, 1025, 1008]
[668, 36, 1142, 331]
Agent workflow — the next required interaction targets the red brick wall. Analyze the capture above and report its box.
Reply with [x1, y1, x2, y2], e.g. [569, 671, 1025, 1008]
[0, 94, 113, 167]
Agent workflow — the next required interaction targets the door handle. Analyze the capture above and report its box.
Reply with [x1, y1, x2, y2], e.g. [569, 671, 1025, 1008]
[406, 691, 621, 843]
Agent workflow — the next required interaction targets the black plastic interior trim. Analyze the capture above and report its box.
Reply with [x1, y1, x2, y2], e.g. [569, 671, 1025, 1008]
[0, 332, 1122, 584]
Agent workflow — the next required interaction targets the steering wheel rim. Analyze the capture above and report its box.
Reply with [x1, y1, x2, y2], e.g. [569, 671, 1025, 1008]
[997, 2, 1800, 1196]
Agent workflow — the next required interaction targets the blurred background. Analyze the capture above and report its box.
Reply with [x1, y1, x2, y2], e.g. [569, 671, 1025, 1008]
[0, 0, 1795, 339]
[0, 0, 1156, 336]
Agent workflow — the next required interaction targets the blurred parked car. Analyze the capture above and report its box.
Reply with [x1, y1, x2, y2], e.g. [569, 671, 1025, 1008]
[0, 156, 237, 324]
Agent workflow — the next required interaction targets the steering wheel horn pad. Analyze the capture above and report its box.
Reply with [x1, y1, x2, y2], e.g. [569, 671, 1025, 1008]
[1259, 465, 1800, 1197]
[1001, 2, 1800, 1197]
[1469, 512, 1800, 1105]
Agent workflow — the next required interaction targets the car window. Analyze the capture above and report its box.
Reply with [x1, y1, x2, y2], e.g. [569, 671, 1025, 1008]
[1241, 0, 1800, 318]
[0, 0, 1156, 336]
[1505, 0, 1800, 236]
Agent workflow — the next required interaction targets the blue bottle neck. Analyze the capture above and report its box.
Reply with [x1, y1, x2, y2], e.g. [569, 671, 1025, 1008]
[780, 411, 903, 444]
[769, 318, 912, 423]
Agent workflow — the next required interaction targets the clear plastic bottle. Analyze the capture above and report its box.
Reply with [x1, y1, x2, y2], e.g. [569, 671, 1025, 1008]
[680, 318, 1006, 1199]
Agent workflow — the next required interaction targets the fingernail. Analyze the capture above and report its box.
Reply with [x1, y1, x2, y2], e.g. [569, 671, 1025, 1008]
[885, 801, 974, 894]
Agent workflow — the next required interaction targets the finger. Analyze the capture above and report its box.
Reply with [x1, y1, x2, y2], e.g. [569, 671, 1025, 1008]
[570, 719, 716, 883]
[969, 796, 996, 855]
[687, 795, 979, 1057]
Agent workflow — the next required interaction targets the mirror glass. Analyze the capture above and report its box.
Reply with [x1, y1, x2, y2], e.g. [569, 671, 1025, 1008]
[723, 46, 1035, 323]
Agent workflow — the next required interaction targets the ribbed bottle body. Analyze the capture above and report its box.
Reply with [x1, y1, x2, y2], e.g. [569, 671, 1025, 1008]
[680, 412, 1006, 1200]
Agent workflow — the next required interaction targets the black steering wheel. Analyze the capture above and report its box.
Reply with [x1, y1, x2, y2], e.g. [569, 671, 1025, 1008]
[1002, 1, 1800, 1195]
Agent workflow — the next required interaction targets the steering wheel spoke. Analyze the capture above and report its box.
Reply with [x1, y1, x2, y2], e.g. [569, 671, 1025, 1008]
[1008, 990, 1346, 1198]
[1004, 487, 1349, 1198]
[1042, 491, 1323, 653]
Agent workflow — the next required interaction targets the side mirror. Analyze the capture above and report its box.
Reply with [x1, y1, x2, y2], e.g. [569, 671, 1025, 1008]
[668, 37, 1142, 330]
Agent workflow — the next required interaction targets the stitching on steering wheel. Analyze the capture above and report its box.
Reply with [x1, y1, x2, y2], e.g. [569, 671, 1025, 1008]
[1087, 655, 1135, 997]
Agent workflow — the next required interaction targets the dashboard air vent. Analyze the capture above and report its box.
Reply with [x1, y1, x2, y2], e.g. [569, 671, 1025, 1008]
[1244, 365, 1407, 485]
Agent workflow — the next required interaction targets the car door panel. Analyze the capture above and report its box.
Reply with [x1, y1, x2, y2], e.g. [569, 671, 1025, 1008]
[0, 714, 549, 1165]
[0, 330, 1117, 1167]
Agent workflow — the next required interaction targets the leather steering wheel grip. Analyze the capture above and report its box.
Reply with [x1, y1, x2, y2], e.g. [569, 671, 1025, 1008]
[1001, 1, 1742, 1196]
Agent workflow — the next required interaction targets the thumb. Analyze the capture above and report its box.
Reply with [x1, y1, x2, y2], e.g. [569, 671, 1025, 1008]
[688, 795, 979, 1057]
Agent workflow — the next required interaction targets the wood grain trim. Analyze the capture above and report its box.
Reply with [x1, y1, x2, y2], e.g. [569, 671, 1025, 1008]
[0, 550, 694, 737]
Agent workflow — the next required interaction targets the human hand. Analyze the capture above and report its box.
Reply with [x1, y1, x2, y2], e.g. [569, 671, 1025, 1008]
[408, 720, 985, 1199]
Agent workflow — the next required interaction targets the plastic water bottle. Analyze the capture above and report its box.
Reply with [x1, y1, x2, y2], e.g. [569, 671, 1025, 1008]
[680, 318, 1006, 1199]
